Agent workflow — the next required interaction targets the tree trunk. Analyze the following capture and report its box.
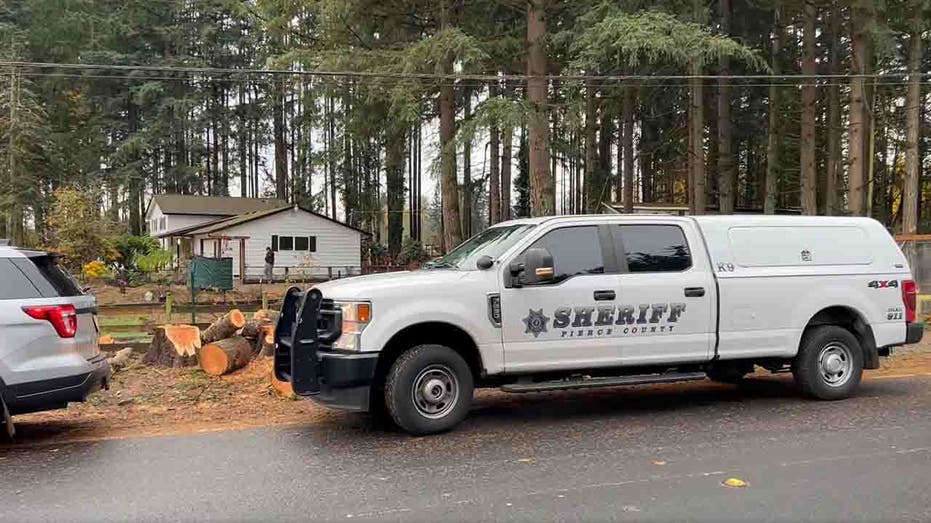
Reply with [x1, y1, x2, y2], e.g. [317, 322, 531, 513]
[902, 0, 922, 234]
[800, 1, 818, 215]
[848, 0, 874, 216]
[717, 0, 734, 214]
[688, 0, 706, 215]
[273, 79, 288, 201]
[440, 1, 462, 251]
[764, 9, 782, 215]
[825, 6, 841, 215]
[583, 82, 598, 213]
[201, 309, 246, 345]
[199, 336, 253, 376]
[527, 0, 553, 217]
[462, 92, 472, 237]
[622, 87, 635, 213]
[143, 325, 202, 367]
[489, 89, 501, 224]
[501, 84, 513, 221]
[386, 125, 406, 258]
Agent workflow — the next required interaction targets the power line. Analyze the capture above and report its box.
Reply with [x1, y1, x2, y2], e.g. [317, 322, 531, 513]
[2, 60, 930, 82]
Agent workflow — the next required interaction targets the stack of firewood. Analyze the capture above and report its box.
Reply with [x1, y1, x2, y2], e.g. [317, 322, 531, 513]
[142, 309, 279, 377]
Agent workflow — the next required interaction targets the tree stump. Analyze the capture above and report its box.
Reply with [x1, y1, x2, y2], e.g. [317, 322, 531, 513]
[143, 325, 202, 367]
[201, 309, 246, 344]
[270, 367, 295, 399]
[258, 325, 276, 357]
[199, 336, 254, 376]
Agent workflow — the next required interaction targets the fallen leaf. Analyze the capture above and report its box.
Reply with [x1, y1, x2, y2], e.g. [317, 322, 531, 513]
[652, 460, 667, 466]
[722, 478, 747, 488]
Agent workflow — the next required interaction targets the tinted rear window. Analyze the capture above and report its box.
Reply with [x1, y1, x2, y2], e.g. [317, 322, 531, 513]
[614, 225, 692, 273]
[12, 255, 84, 297]
[0, 258, 42, 299]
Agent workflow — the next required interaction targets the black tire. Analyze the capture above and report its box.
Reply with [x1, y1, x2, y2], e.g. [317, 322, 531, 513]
[384, 344, 474, 435]
[792, 325, 863, 400]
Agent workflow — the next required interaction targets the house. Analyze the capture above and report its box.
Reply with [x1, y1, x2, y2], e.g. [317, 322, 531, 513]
[149, 196, 365, 281]
[146, 195, 287, 250]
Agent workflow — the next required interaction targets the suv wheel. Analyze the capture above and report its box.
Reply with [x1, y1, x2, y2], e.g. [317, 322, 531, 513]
[384, 344, 473, 435]
[792, 325, 863, 400]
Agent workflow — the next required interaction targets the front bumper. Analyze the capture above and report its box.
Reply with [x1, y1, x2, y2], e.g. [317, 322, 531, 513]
[905, 322, 924, 345]
[308, 352, 379, 412]
[1, 354, 111, 415]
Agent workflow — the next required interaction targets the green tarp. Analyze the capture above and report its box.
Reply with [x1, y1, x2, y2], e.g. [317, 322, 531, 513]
[189, 256, 233, 291]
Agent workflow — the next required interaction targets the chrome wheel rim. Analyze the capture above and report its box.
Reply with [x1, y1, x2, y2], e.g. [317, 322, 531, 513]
[411, 364, 459, 419]
[818, 342, 853, 387]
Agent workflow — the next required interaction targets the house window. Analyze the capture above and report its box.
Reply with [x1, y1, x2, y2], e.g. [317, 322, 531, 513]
[159, 217, 166, 231]
[272, 236, 316, 252]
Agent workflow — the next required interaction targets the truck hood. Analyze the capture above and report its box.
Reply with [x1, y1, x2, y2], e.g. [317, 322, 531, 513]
[313, 269, 472, 300]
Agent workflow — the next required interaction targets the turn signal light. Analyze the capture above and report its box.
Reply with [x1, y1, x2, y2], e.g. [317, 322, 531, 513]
[357, 303, 371, 323]
[23, 304, 78, 338]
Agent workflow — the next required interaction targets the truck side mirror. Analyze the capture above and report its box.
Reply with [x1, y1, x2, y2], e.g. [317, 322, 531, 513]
[476, 255, 494, 270]
[519, 247, 555, 285]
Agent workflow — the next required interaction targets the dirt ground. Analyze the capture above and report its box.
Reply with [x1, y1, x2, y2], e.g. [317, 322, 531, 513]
[6, 338, 931, 447]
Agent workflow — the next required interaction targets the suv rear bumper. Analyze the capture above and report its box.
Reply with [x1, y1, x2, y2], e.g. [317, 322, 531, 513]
[307, 352, 379, 412]
[1, 354, 110, 415]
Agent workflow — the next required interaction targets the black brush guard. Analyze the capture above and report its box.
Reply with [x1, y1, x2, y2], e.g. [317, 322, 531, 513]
[274, 287, 342, 395]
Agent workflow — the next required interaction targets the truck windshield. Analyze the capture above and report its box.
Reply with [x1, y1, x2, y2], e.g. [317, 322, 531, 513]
[429, 224, 536, 270]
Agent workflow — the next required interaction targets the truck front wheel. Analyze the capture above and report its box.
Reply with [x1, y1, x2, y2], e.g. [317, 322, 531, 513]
[384, 344, 474, 435]
[792, 325, 863, 400]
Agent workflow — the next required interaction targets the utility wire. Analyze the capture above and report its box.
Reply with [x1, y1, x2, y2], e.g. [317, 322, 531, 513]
[2, 60, 930, 82]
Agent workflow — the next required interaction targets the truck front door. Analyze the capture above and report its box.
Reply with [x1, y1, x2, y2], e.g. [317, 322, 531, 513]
[499, 224, 624, 373]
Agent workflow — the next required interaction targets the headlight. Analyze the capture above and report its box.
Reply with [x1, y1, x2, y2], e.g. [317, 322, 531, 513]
[333, 301, 371, 351]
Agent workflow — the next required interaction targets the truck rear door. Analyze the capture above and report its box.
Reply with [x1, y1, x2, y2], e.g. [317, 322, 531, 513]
[606, 221, 716, 365]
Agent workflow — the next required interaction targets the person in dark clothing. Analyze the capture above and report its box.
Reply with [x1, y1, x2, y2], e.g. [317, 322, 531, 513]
[264, 246, 275, 282]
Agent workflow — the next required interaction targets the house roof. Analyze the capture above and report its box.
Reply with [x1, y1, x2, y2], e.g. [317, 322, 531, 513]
[149, 195, 287, 217]
[159, 205, 369, 237]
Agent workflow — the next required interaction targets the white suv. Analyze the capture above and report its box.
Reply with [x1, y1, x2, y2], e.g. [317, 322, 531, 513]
[0, 246, 109, 434]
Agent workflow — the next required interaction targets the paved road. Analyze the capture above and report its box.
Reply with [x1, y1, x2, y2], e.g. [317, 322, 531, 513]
[3, 374, 931, 522]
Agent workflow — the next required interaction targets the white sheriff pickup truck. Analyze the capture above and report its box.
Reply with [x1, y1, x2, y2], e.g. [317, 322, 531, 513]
[274, 215, 923, 435]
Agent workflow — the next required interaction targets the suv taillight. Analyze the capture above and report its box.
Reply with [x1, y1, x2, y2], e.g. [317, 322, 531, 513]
[902, 280, 918, 323]
[23, 304, 78, 338]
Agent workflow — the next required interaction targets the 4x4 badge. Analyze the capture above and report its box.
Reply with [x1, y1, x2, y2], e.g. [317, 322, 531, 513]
[523, 309, 550, 338]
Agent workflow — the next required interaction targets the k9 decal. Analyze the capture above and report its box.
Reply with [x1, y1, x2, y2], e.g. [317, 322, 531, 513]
[868, 280, 899, 289]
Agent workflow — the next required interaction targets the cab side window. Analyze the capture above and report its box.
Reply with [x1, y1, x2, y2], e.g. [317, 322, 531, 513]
[527, 226, 604, 283]
[613, 225, 691, 273]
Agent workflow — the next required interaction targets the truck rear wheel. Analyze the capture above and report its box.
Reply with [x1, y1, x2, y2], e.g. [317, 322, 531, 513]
[792, 325, 863, 400]
[384, 344, 474, 435]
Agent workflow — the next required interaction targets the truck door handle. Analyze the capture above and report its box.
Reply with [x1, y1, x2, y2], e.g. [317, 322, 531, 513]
[684, 287, 705, 298]
[594, 290, 616, 301]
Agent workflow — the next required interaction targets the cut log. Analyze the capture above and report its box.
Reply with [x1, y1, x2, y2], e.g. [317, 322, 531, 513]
[259, 325, 276, 357]
[201, 309, 246, 344]
[199, 336, 254, 376]
[143, 325, 201, 367]
[254, 309, 280, 324]
[270, 367, 295, 399]
[239, 318, 271, 340]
